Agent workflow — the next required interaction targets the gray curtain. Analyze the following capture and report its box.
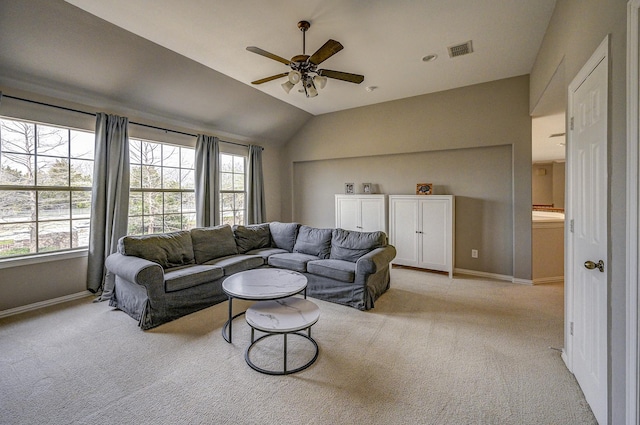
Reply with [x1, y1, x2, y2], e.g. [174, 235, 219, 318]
[247, 145, 266, 224]
[86, 113, 130, 298]
[195, 135, 219, 227]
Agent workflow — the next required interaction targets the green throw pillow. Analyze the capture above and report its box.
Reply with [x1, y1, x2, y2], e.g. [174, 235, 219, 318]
[233, 223, 271, 253]
[190, 225, 238, 264]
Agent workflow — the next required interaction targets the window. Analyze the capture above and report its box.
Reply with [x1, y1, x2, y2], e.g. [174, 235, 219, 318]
[220, 153, 246, 226]
[128, 139, 195, 234]
[0, 117, 94, 258]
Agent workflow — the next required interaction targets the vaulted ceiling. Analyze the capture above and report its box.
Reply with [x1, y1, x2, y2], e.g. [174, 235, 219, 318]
[0, 0, 558, 148]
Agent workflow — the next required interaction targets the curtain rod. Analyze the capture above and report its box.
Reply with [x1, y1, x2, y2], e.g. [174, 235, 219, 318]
[1, 94, 261, 150]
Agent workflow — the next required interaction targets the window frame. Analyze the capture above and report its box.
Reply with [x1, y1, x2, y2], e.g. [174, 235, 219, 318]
[127, 137, 196, 235]
[219, 151, 247, 226]
[0, 116, 94, 260]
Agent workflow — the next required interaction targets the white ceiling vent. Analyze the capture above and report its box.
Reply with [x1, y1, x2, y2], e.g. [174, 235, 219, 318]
[448, 40, 473, 58]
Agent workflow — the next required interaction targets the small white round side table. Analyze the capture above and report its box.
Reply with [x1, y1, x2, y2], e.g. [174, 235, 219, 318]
[244, 297, 320, 375]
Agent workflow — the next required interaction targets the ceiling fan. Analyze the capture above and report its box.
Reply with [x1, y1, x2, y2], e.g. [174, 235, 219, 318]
[246, 20, 364, 98]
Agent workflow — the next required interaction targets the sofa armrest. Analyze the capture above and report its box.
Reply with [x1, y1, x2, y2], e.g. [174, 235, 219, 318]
[105, 252, 164, 288]
[355, 245, 397, 275]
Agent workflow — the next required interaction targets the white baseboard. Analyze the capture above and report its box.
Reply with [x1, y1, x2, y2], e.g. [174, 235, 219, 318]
[512, 278, 534, 285]
[0, 291, 93, 319]
[532, 276, 564, 285]
[454, 268, 515, 282]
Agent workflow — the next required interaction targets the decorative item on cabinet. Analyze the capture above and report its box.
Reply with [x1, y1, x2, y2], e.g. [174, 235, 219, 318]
[416, 183, 433, 195]
[389, 195, 455, 277]
[363, 183, 372, 193]
[344, 183, 355, 194]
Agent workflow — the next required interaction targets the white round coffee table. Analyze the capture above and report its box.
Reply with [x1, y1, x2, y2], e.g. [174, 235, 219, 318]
[244, 297, 320, 375]
[221, 269, 308, 343]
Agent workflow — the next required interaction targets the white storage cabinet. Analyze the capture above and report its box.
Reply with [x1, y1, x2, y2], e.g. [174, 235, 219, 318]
[388, 195, 455, 277]
[335, 194, 387, 233]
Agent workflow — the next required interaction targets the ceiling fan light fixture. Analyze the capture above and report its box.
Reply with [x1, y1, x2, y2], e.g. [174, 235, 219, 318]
[302, 77, 318, 98]
[288, 70, 302, 84]
[313, 75, 327, 89]
[281, 81, 295, 94]
[247, 20, 364, 99]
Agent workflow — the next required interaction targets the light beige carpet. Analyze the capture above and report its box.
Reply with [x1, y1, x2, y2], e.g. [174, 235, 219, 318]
[0, 268, 596, 424]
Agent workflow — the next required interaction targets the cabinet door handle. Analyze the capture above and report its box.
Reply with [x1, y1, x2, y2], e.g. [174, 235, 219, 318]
[415, 231, 423, 234]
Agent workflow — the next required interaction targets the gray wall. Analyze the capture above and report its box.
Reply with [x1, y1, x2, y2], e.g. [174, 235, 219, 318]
[294, 145, 513, 275]
[530, 0, 628, 422]
[283, 75, 532, 280]
[0, 256, 88, 311]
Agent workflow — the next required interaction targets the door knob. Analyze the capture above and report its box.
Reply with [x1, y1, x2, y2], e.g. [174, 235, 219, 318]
[584, 260, 604, 272]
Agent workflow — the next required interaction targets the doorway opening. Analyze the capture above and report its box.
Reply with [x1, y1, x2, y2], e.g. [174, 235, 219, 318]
[531, 112, 566, 284]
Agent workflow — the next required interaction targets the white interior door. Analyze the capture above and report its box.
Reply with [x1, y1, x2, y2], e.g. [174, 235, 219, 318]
[567, 37, 608, 425]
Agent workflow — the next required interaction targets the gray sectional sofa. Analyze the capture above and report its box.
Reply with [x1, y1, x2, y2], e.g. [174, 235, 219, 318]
[105, 222, 396, 330]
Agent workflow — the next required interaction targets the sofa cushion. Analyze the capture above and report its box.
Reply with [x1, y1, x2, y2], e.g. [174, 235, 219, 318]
[307, 259, 356, 283]
[269, 222, 300, 252]
[164, 265, 224, 292]
[203, 254, 265, 275]
[118, 230, 195, 269]
[246, 247, 289, 260]
[293, 226, 332, 259]
[268, 252, 320, 273]
[233, 223, 271, 253]
[190, 225, 238, 264]
[330, 229, 387, 263]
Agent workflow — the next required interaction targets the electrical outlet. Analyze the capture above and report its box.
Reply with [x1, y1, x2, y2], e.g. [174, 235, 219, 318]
[471, 249, 478, 258]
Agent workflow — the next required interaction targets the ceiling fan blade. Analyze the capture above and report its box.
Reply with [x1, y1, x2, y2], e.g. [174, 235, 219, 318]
[308, 39, 343, 65]
[246, 46, 291, 65]
[251, 73, 289, 85]
[318, 69, 364, 84]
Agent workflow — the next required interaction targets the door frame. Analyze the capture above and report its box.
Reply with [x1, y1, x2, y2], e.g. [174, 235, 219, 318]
[563, 34, 609, 415]
[627, 2, 640, 424]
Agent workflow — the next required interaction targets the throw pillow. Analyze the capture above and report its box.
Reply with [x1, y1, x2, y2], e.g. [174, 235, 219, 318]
[329, 228, 387, 262]
[233, 223, 271, 253]
[293, 225, 332, 259]
[190, 225, 238, 264]
[269, 222, 300, 252]
[118, 230, 195, 269]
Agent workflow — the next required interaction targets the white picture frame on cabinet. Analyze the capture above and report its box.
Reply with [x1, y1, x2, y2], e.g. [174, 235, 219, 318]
[344, 183, 355, 194]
